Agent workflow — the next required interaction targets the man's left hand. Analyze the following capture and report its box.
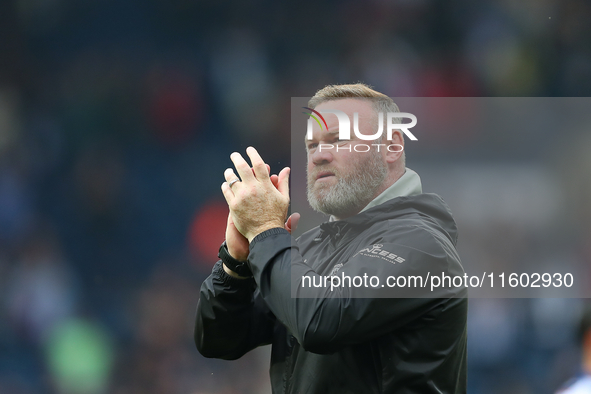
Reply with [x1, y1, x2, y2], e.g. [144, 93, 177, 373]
[221, 147, 290, 242]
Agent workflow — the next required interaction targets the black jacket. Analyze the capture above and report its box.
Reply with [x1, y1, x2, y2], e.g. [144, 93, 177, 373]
[195, 193, 467, 393]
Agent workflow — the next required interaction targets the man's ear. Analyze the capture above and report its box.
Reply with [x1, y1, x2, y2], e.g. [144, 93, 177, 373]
[385, 130, 404, 164]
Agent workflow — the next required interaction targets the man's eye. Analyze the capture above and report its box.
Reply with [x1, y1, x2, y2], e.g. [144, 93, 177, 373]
[308, 143, 318, 150]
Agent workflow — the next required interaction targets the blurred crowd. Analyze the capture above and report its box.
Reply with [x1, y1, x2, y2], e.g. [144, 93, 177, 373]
[1, 0, 591, 393]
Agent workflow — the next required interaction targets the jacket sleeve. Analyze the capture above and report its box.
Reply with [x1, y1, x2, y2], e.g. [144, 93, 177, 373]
[194, 260, 276, 360]
[247, 228, 464, 354]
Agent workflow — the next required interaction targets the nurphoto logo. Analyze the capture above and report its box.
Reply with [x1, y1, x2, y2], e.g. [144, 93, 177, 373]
[303, 107, 417, 153]
[303, 107, 417, 139]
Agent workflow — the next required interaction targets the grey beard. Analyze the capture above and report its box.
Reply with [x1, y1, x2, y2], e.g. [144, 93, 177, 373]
[307, 152, 388, 219]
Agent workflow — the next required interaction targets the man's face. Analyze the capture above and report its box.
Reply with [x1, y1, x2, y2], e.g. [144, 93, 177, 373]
[305, 98, 389, 219]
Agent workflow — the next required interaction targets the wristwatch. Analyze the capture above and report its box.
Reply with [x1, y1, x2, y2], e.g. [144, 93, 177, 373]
[218, 241, 252, 278]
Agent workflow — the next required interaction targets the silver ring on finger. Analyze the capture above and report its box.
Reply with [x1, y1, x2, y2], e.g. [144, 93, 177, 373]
[228, 178, 240, 188]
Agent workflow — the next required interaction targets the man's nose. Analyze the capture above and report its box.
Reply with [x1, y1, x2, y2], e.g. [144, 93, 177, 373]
[311, 146, 334, 165]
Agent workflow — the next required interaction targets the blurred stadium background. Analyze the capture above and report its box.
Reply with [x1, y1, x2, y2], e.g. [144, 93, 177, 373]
[1, 0, 591, 393]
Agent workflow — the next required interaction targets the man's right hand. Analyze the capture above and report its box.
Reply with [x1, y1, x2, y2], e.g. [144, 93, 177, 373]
[223, 163, 300, 274]
[224, 164, 273, 262]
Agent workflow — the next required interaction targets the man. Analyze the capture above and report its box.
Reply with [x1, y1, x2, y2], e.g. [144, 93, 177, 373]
[195, 84, 467, 393]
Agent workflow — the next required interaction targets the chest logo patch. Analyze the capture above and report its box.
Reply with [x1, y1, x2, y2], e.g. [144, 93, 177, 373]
[353, 244, 406, 265]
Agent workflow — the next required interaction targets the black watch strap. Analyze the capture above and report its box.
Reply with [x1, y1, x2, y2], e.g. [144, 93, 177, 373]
[218, 241, 252, 278]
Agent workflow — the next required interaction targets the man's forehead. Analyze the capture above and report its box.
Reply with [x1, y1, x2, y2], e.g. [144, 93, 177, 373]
[305, 128, 338, 142]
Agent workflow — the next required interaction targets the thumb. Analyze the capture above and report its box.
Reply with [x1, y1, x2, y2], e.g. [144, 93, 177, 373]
[277, 167, 290, 197]
[285, 212, 300, 234]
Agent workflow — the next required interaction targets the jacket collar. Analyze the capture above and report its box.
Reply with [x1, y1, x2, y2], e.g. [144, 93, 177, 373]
[360, 167, 422, 213]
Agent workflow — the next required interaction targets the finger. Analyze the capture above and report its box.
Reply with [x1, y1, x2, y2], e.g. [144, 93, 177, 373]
[270, 174, 279, 189]
[277, 167, 290, 197]
[230, 152, 256, 183]
[252, 164, 271, 177]
[290, 212, 300, 231]
[285, 212, 300, 234]
[221, 182, 234, 204]
[246, 146, 270, 181]
[224, 168, 240, 186]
